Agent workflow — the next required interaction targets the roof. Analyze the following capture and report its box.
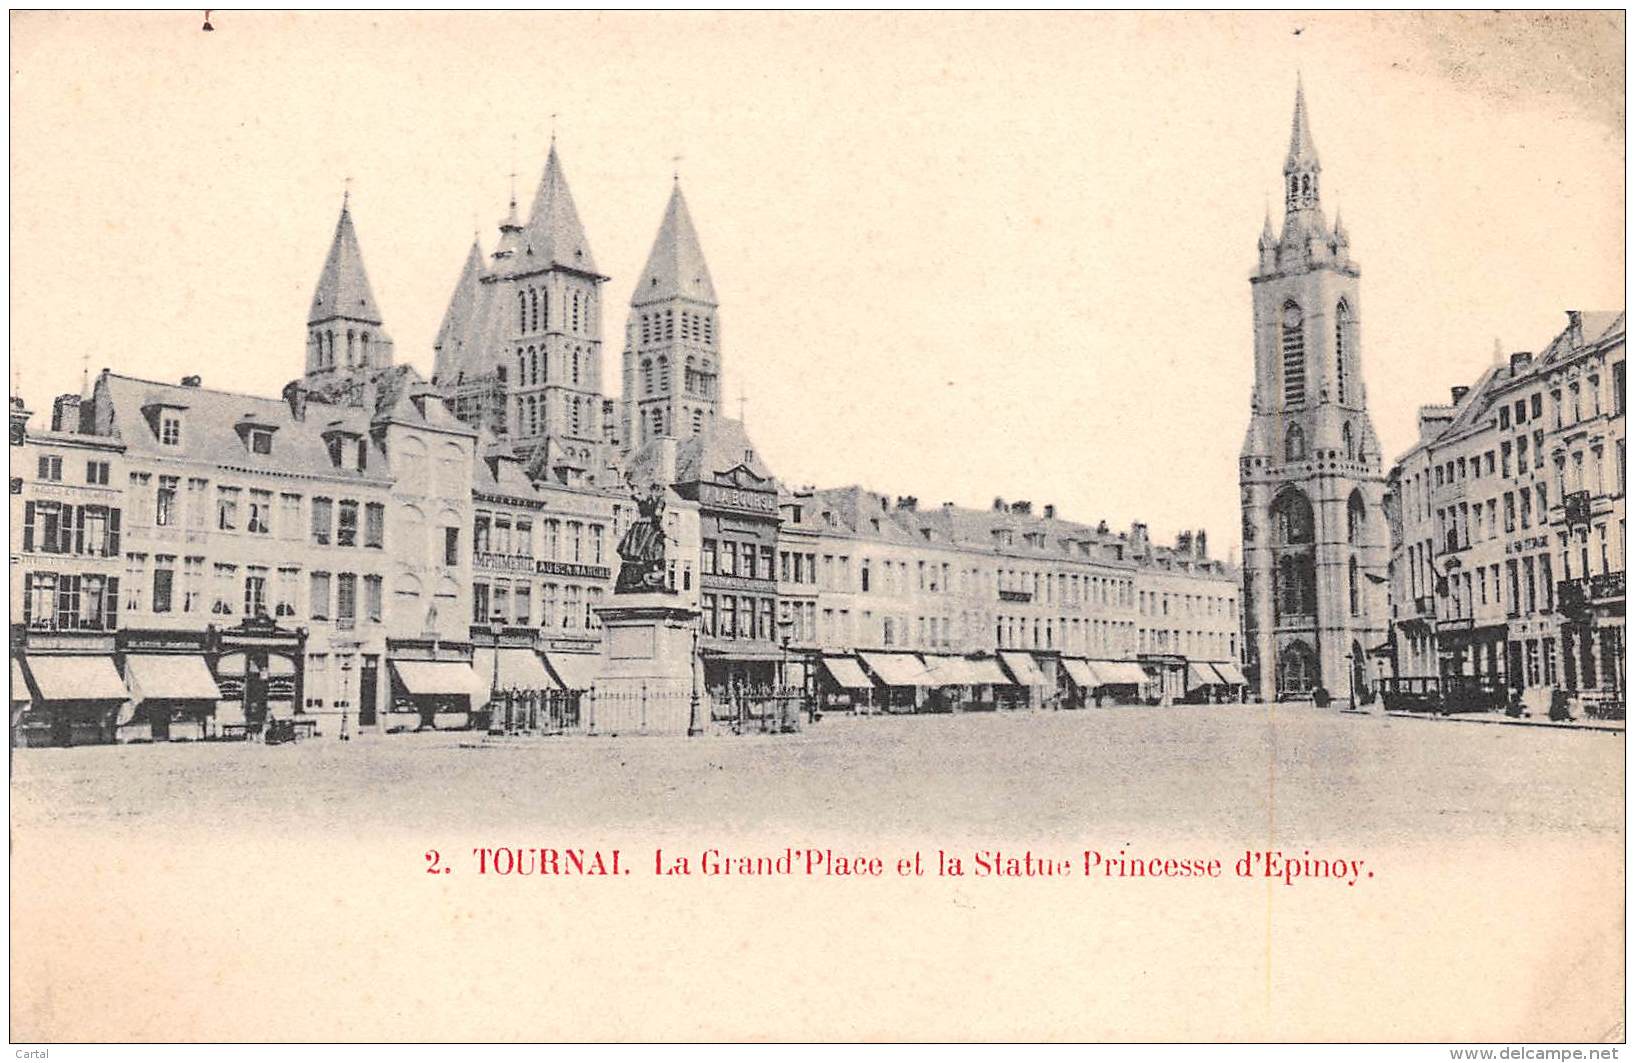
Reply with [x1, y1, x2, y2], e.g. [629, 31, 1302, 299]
[94, 371, 391, 484]
[433, 238, 485, 359]
[308, 201, 383, 326]
[675, 418, 772, 484]
[632, 182, 717, 307]
[522, 142, 600, 277]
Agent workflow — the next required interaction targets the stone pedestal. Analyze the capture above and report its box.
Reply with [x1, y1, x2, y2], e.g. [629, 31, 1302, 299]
[591, 593, 701, 736]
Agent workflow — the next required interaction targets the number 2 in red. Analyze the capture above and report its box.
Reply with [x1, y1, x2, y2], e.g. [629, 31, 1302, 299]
[425, 849, 444, 874]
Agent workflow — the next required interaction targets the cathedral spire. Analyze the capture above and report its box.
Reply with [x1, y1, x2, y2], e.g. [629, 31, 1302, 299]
[434, 236, 485, 358]
[308, 195, 382, 327]
[633, 180, 717, 307]
[1282, 76, 1322, 216]
[523, 141, 600, 275]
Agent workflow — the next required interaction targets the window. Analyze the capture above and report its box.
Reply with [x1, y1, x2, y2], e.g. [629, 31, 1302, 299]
[541, 584, 558, 629]
[244, 566, 269, 617]
[336, 573, 357, 628]
[250, 429, 273, 455]
[444, 527, 460, 566]
[563, 585, 580, 630]
[216, 486, 240, 531]
[310, 571, 331, 620]
[85, 460, 109, 485]
[1499, 406, 1511, 430]
[361, 502, 384, 548]
[212, 562, 237, 616]
[156, 476, 178, 527]
[312, 497, 333, 544]
[160, 414, 181, 446]
[701, 539, 717, 575]
[1280, 303, 1305, 406]
[248, 489, 272, 534]
[337, 500, 359, 547]
[280, 493, 302, 539]
[183, 556, 204, 613]
[153, 555, 175, 614]
[513, 581, 530, 625]
[185, 478, 207, 529]
[1334, 302, 1350, 404]
[1284, 423, 1306, 462]
[590, 525, 603, 564]
[36, 454, 61, 481]
[276, 566, 299, 618]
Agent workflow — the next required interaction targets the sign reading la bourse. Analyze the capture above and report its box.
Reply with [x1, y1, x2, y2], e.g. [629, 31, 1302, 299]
[474, 551, 611, 581]
[697, 481, 777, 516]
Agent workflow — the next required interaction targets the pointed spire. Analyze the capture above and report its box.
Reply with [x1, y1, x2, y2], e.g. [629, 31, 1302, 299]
[523, 141, 600, 275]
[1333, 207, 1348, 241]
[1284, 73, 1320, 175]
[1258, 202, 1276, 250]
[435, 236, 486, 354]
[308, 196, 383, 326]
[632, 180, 717, 306]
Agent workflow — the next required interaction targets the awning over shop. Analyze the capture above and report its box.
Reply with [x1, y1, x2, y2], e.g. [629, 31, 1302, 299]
[1212, 662, 1248, 686]
[1061, 658, 1099, 689]
[471, 649, 560, 692]
[24, 655, 131, 702]
[544, 653, 602, 691]
[965, 657, 1014, 686]
[11, 659, 30, 703]
[999, 651, 1046, 687]
[820, 655, 874, 690]
[860, 652, 934, 687]
[1089, 660, 1148, 686]
[391, 660, 488, 699]
[921, 656, 979, 686]
[125, 655, 223, 701]
[1187, 663, 1224, 689]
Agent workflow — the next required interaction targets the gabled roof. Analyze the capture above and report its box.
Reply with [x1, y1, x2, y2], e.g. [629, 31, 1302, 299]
[632, 182, 717, 307]
[308, 200, 383, 326]
[521, 142, 600, 277]
[676, 418, 771, 484]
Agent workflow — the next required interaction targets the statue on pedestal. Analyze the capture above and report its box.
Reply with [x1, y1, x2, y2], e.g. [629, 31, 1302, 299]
[615, 481, 671, 594]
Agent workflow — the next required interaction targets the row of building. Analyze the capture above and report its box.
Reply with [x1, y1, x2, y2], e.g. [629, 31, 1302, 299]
[9, 147, 1244, 745]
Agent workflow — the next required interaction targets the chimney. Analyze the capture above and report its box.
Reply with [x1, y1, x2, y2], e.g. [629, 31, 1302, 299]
[180, 375, 202, 388]
[895, 495, 918, 511]
[992, 497, 1006, 512]
[1010, 500, 1032, 515]
[1196, 529, 1208, 559]
[9, 396, 31, 447]
[1509, 351, 1533, 372]
[1450, 386, 1470, 405]
[1043, 503, 1056, 520]
[51, 393, 81, 433]
[282, 380, 308, 422]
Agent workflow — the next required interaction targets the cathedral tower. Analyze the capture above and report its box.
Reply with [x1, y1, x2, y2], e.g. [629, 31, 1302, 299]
[1239, 79, 1388, 703]
[432, 142, 610, 483]
[305, 195, 394, 388]
[622, 178, 721, 449]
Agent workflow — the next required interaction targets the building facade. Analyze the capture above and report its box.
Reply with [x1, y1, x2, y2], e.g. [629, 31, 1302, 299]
[1239, 80, 1389, 703]
[1386, 311, 1625, 707]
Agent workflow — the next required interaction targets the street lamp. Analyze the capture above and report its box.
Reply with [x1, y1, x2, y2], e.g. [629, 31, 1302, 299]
[688, 623, 701, 737]
[489, 607, 505, 735]
[1349, 644, 1360, 713]
[777, 617, 795, 732]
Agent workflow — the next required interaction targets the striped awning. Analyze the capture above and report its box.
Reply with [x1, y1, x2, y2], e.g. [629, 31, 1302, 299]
[820, 656, 874, 690]
[999, 651, 1046, 687]
[1212, 662, 1249, 686]
[1187, 663, 1224, 690]
[471, 649, 560, 692]
[24, 655, 131, 702]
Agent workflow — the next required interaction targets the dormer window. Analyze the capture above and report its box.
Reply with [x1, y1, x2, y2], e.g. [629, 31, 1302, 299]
[160, 414, 181, 446]
[251, 429, 273, 455]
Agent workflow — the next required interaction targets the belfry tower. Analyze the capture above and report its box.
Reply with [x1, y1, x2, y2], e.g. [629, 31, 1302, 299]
[1239, 79, 1387, 703]
[305, 194, 394, 389]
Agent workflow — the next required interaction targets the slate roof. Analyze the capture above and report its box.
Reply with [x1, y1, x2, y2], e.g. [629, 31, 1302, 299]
[632, 182, 717, 307]
[308, 201, 383, 326]
[522, 142, 600, 278]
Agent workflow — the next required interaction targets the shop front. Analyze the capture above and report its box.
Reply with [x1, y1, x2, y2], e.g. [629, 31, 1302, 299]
[124, 653, 225, 740]
[1083, 660, 1148, 706]
[858, 651, 933, 713]
[816, 654, 876, 714]
[15, 651, 128, 746]
[998, 651, 1048, 710]
[387, 656, 487, 730]
[472, 646, 560, 734]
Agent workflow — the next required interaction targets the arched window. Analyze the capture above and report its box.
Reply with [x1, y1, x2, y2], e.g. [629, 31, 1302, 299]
[1281, 302, 1306, 406]
[361, 333, 370, 365]
[704, 315, 713, 344]
[1272, 488, 1315, 545]
[1334, 300, 1351, 404]
[570, 397, 582, 436]
[1347, 489, 1365, 544]
[1348, 556, 1360, 616]
[518, 292, 527, 333]
[665, 309, 674, 339]
[1301, 175, 1310, 196]
[539, 348, 548, 383]
[530, 289, 539, 332]
[541, 290, 549, 331]
[641, 314, 650, 345]
[1342, 422, 1355, 461]
[517, 349, 527, 384]
[1284, 423, 1306, 462]
[572, 349, 581, 386]
[572, 292, 580, 333]
[658, 354, 669, 394]
[641, 358, 653, 396]
[685, 355, 697, 394]
[692, 408, 703, 435]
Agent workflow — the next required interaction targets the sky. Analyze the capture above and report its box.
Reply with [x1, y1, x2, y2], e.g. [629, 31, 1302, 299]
[10, 11, 1624, 560]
